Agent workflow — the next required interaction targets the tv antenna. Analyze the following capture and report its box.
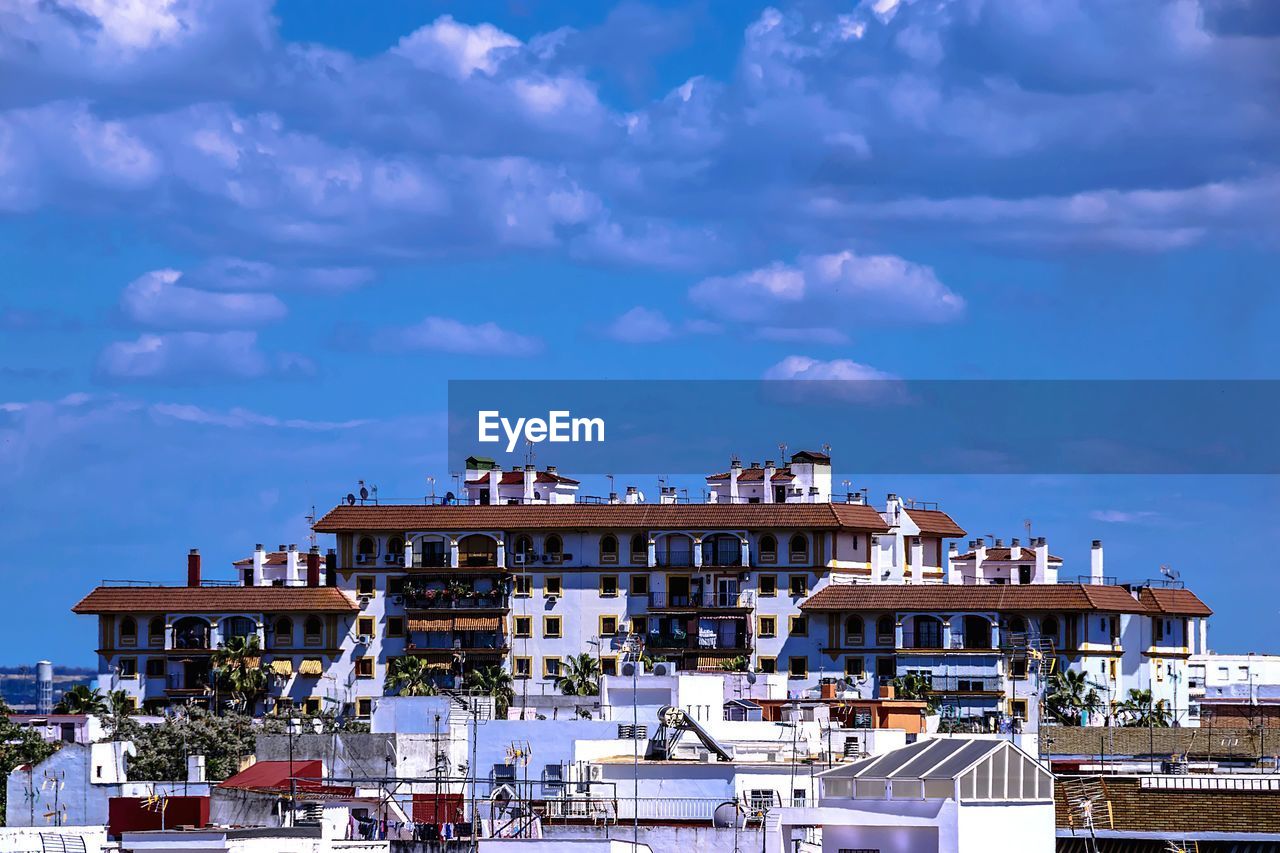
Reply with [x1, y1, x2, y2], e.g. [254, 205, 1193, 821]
[1160, 564, 1181, 582]
[1024, 519, 1033, 539]
[305, 505, 317, 548]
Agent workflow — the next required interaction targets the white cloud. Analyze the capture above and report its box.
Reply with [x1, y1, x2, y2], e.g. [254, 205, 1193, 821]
[762, 355, 897, 381]
[392, 15, 521, 78]
[120, 268, 287, 328]
[1089, 509, 1161, 524]
[149, 403, 367, 430]
[756, 326, 850, 345]
[691, 250, 964, 325]
[97, 331, 312, 381]
[604, 306, 674, 343]
[381, 316, 542, 357]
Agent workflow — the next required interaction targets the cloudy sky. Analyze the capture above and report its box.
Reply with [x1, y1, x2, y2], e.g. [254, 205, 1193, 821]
[1, 0, 1278, 666]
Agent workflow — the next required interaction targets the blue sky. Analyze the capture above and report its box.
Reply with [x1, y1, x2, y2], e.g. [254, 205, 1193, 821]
[1, 0, 1278, 665]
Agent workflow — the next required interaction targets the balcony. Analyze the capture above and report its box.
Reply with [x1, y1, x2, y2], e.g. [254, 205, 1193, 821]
[926, 675, 1003, 693]
[172, 630, 213, 651]
[648, 591, 755, 610]
[412, 553, 451, 569]
[404, 591, 510, 611]
[654, 550, 694, 568]
[899, 632, 966, 651]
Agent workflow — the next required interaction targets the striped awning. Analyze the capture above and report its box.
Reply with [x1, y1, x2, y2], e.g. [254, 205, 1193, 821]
[409, 616, 454, 632]
[269, 659, 293, 676]
[454, 615, 500, 631]
[299, 658, 323, 676]
[693, 656, 732, 670]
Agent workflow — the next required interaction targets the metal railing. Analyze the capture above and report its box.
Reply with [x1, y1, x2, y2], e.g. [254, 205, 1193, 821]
[654, 550, 694, 567]
[927, 675, 1003, 692]
[403, 593, 510, 610]
[542, 796, 735, 823]
[648, 591, 756, 609]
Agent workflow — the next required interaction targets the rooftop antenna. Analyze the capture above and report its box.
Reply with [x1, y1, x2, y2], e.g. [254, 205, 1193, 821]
[607, 473, 615, 495]
[1160, 564, 1181, 582]
[427, 476, 436, 500]
[822, 443, 831, 456]
[525, 439, 535, 467]
[451, 471, 461, 496]
[1024, 518, 1033, 539]
[305, 506, 317, 548]
[984, 533, 995, 546]
[779, 442, 788, 459]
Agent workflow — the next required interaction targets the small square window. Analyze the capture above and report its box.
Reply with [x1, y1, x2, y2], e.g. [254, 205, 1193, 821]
[387, 577, 405, 595]
[357, 616, 375, 636]
[304, 698, 321, 715]
[757, 656, 777, 674]
[788, 656, 808, 678]
[1010, 658, 1027, 679]
[844, 656, 864, 678]
[357, 577, 376, 596]
[513, 657, 532, 678]
[387, 617, 404, 637]
[876, 656, 896, 678]
[600, 657, 618, 677]
[514, 616, 532, 637]
[118, 658, 137, 679]
[600, 576, 618, 597]
[145, 658, 165, 678]
[514, 576, 532, 597]
[356, 698, 373, 717]
[356, 657, 374, 678]
[545, 577, 562, 597]
[789, 615, 809, 637]
[759, 575, 777, 597]
[544, 616, 562, 638]
[631, 616, 648, 636]
[600, 615, 618, 636]
[630, 574, 650, 596]
[543, 657, 562, 677]
[758, 616, 777, 638]
[788, 575, 808, 597]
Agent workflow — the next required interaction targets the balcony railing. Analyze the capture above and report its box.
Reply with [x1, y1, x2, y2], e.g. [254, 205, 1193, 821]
[701, 550, 744, 567]
[412, 553, 451, 569]
[404, 592, 510, 610]
[926, 675, 1003, 693]
[654, 550, 694, 568]
[173, 631, 212, 650]
[166, 673, 211, 692]
[648, 591, 755, 610]
[644, 633, 751, 652]
[899, 632, 994, 651]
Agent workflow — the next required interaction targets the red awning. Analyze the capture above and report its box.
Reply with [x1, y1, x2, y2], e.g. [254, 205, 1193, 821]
[219, 760, 323, 792]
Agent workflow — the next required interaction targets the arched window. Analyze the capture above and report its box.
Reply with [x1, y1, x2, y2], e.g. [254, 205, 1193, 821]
[758, 534, 777, 563]
[788, 534, 809, 563]
[387, 537, 404, 557]
[224, 616, 256, 643]
[1041, 616, 1059, 640]
[120, 616, 137, 645]
[459, 534, 498, 567]
[148, 617, 165, 646]
[660, 533, 694, 567]
[545, 534, 564, 562]
[357, 537, 375, 561]
[304, 616, 323, 645]
[173, 617, 211, 650]
[274, 617, 294, 646]
[600, 535, 618, 564]
[844, 616, 864, 646]
[876, 616, 894, 644]
[1007, 615, 1027, 635]
[630, 534, 647, 563]
[963, 615, 992, 650]
[912, 616, 943, 649]
[702, 534, 742, 567]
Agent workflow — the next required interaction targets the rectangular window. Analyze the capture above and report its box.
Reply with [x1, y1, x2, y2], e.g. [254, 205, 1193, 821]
[543, 657, 562, 677]
[545, 576, 562, 597]
[513, 657, 532, 679]
[304, 698, 321, 715]
[759, 575, 777, 597]
[599, 615, 619, 636]
[118, 658, 137, 679]
[514, 616, 533, 638]
[145, 658, 165, 678]
[757, 656, 777, 674]
[357, 616, 375, 637]
[387, 577, 405, 595]
[788, 575, 808, 597]
[356, 657, 374, 679]
[631, 616, 648, 636]
[788, 656, 809, 678]
[544, 616, 562, 638]
[514, 576, 532, 597]
[1010, 699, 1028, 720]
[357, 576, 376, 596]
[630, 574, 649, 595]
[844, 656, 864, 678]
[600, 576, 619, 597]
[1154, 618, 1165, 642]
[1010, 658, 1027, 679]
[600, 657, 618, 677]
[387, 617, 404, 637]
[876, 657, 896, 678]
[357, 698, 372, 717]
[789, 615, 809, 637]
[758, 616, 777, 638]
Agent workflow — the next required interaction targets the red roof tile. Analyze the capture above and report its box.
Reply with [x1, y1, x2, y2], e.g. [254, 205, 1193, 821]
[72, 586, 358, 614]
[314, 502, 892, 533]
[955, 548, 1062, 562]
[800, 583, 1158, 614]
[706, 467, 796, 482]
[903, 509, 966, 538]
[231, 551, 328, 568]
[464, 471, 580, 486]
[1139, 586, 1213, 616]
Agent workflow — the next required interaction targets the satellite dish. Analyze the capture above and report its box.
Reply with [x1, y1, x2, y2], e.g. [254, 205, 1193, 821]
[745, 672, 757, 685]
[346, 493, 356, 506]
[359, 485, 369, 500]
[712, 801, 740, 828]
[444, 491, 455, 505]
[636, 491, 645, 503]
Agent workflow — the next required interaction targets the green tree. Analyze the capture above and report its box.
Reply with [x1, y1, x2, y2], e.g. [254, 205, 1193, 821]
[718, 656, 749, 673]
[1045, 670, 1104, 725]
[102, 689, 142, 741]
[0, 699, 59, 826]
[126, 709, 257, 782]
[467, 665, 514, 717]
[556, 654, 601, 696]
[891, 673, 941, 714]
[385, 656, 441, 697]
[211, 635, 269, 714]
[53, 684, 107, 715]
[1116, 688, 1172, 728]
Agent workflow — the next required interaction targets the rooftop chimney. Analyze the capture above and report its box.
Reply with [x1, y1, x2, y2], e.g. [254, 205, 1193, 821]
[307, 547, 321, 587]
[729, 458, 742, 503]
[763, 460, 776, 504]
[286, 544, 301, 585]
[1010, 538, 1021, 560]
[1090, 540, 1105, 585]
[325, 549, 337, 586]
[1035, 537, 1052, 584]
[252, 543, 266, 587]
[187, 548, 201, 587]
[523, 463, 536, 503]
[946, 542, 960, 585]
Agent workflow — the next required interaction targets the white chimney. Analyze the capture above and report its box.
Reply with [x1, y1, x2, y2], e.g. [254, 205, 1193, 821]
[1033, 537, 1050, 583]
[974, 539, 987, 584]
[1090, 540, 1105, 585]
[885, 493, 902, 525]
[660, 487, 677, 505]
[909, 537, 924, 583]
[286, 544, 301, 586]
[729, 458, 741, 504]
[946, 543, 960, 585]
[625, 486, 640, 505]
[488, 467, 501, 504]
[763, 460, 775, 503]
[523, 464, 535, 503]
[870, 535, 883, 583]
[1009, 538, 1021, 561]
[252, 544, 266, 587]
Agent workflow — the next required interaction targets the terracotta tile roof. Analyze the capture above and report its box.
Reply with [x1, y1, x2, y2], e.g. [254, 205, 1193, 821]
[314, 502, 891, 533]
[1138, 586, 1213, 616]
[464, 471, 580, 486]
[71, 586, 358, 614]
[231, 551, 327, 568]
[706, 467, 796, 482]
[902, 509, 966, 537]
[955, 548, 1062, 562]
[800, 583, 1156, 614]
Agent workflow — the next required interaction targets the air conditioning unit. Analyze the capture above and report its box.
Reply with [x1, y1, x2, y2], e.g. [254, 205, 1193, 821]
[588, 765, 604, 781]
[357, 634, 371, 645]
[651, 662, 674, 676]
[391, 595, 404, 605]
[513, 554, 527, 565]
[383, 554, 399, 564]
[355, 554, 371, 564]
[357, 594, 372, 607]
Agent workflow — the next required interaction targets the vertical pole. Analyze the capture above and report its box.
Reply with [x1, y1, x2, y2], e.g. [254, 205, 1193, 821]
[288, 728, 295, 828]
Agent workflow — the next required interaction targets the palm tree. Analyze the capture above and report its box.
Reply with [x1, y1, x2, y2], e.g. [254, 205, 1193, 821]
[53, 684, 107, 715]
[211, 635, 268, 713]
[103, 689, 140, 739]
[385, 656, 440, 697]
[557, 654, 601, 696]
[1116, 688, 1172, 728]
[1045, 670, 1104, 725]
[468, 665, 514, 717]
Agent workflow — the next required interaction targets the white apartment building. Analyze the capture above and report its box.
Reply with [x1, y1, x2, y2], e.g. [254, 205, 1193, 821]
[1189, 652, 1280, 727]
